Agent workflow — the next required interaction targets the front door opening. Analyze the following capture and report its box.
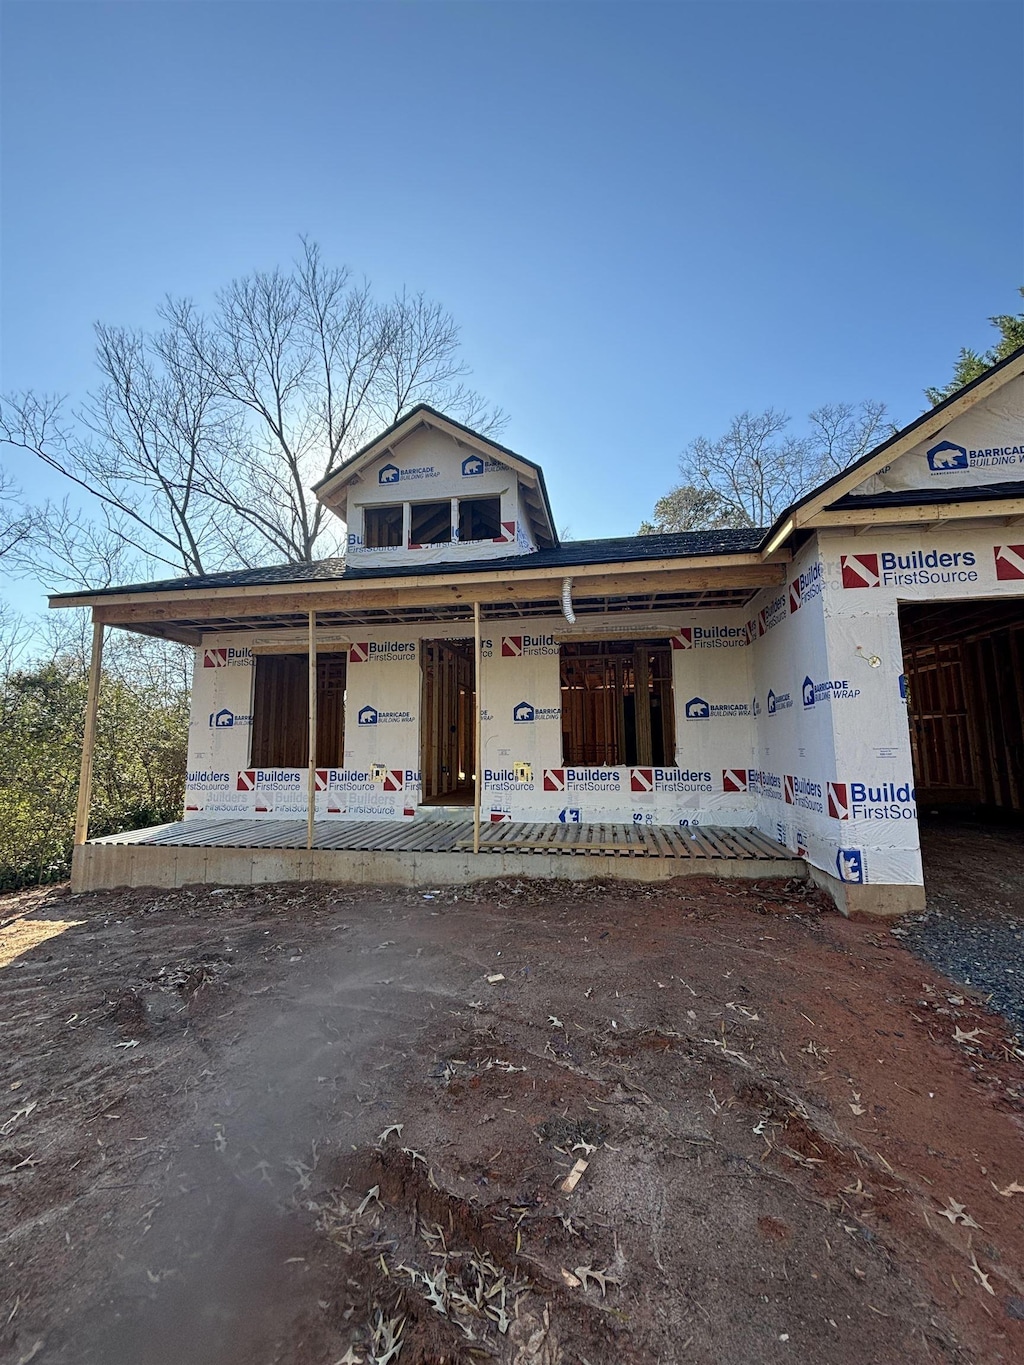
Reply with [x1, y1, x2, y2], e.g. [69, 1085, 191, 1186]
[421, 638, 476, 804]
[900, 599, 1024, 820]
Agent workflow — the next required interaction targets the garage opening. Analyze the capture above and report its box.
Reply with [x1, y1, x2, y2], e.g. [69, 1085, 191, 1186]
[899, 600, 1024, 819]
[421, 639, 475, 804]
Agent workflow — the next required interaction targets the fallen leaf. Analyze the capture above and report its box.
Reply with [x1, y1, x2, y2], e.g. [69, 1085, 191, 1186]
[548, 1016, 563, 1028]
[997, 1180, 1024, 1198]
[377, 1123, 403, 1144]
[574, 1264, 621, 1295]
[953, 1027, 984, 1045]
[560, 1268, 581, 1288]
[969, 1252, 995, 1296]
[937, 1197, 980, 1229]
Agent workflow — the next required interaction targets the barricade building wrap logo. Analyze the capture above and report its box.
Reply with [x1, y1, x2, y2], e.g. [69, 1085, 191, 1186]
[202, 647, 253, 668]
[630, 767, 713, 794]
[836, 848, 866, 883]
[461, 454, 505, 477]
[827, 780, 915, 821]
[513, 700, 560, 723]
[840, 550, 978, 590]
[685, 696, 751, 720]
[670, 625, 747, 650]
[349, 642, 417, 664]
[209, 707, 252, 728]
[926, 438, 1022, 474]
[802, 676, 861, 708]
[377, 463, 439, 485]
[766, 688, 793, 715]
[501, 634, 558, 657]
[357, 703, 413, 726]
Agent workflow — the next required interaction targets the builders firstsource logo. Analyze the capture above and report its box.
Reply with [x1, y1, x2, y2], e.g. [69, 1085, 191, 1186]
[789, 561, 825, 613]
[349, 642, 417, 664]
[783, 774, 823, 814]
[926, 438, 1023, 474]
[543, 768, 620, 793]
[630, 767, 713, 794]
[827, 780, 915, 821]
[501, 634, 558, 657]
[840, 550, 978, 589]
[202, 647, 253, 667]
[671, 625, 747, 650]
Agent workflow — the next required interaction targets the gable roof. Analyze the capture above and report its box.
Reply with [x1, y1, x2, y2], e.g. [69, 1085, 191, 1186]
[762, 343, 1024, 550]
[312, 403, 559, 549]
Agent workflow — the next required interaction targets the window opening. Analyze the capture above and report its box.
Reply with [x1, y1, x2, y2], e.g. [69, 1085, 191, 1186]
[560, 640, 674, 766]
[363, 504, 403, 548]
[410, 501, 452, 545]
[250, 653, 347, 767]
[458, 496, 501, 542]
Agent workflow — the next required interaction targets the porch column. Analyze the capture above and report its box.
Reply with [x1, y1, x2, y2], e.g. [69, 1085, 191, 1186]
[473, 601, 482, 855]
[306, 609, 317, 851]
[74, 618, 105, 846]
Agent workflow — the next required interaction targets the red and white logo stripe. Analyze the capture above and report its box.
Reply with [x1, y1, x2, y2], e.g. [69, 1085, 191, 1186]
[994, 544, 1024, 581]
[840, 553, 880, 589]
[826, 781, 850, 820]
[543, 768, 566, 791]
[349, 642, 369, 663]
[722, 769, 748, 793]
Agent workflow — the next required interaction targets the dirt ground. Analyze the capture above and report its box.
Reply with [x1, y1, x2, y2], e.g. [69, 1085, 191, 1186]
[2, 868, 1023, 1365]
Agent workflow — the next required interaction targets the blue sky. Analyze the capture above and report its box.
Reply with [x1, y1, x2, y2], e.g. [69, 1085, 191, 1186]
[1, 0, 1022, 611]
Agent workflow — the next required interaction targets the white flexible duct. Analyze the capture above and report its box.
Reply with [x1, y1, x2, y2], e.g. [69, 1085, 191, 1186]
[561, 576, 576, 625]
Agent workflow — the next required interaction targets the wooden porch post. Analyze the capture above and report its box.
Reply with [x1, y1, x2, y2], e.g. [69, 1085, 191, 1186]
[74, 618, 105, 846]
[306, 609, 317, 851]
[473, 600, 482, 855]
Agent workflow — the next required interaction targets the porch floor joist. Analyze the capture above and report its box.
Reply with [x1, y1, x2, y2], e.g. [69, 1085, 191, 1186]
[89, 818, 792, 859]
[73, 819, 805, 893]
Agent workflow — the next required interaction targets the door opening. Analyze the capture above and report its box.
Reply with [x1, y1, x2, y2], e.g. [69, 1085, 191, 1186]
[421, 638, 476, 804]
[900, 599, 1024, 820]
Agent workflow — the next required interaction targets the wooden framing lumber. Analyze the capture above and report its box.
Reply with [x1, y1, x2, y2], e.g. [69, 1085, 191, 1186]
[306, 610, 317, 851]
[79, 561, 787, 633]
[473, 601, 482, 856]
[74, 620, 104, 846]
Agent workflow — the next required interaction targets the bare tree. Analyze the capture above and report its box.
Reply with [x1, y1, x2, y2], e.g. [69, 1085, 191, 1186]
[1, 240, 504, 588]
[642, 401, 891, 533]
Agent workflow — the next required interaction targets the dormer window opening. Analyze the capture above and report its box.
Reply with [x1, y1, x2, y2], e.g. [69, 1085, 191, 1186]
[458, 496, 502, 542]
[410, 500, 452, 545]
[363, 504, 404, 548]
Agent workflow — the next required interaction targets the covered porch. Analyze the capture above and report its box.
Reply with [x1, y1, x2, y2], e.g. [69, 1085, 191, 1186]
[58, 536, 797, 893]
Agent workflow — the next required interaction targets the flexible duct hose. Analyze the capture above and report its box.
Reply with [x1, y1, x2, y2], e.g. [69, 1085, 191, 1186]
[561, 576, 576, 625]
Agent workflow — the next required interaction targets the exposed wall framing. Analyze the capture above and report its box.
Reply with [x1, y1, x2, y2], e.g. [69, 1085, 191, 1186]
[901, 601, 1024, 814]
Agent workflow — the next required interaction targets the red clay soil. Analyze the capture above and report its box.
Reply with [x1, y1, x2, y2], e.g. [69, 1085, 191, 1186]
[1, 874, 1022, 1364]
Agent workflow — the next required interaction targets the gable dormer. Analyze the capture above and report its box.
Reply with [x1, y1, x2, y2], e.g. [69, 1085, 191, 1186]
[313, 406, 558, 569]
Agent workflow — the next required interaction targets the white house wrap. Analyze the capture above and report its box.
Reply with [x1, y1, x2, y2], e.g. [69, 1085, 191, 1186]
[54, 363, 1024, 914]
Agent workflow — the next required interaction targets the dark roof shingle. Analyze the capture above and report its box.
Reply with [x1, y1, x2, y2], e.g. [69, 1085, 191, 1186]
[50, 528, 767, 601]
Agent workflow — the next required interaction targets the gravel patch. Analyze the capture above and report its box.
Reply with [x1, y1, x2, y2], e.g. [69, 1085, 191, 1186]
[896, 819, 1024, 1041]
